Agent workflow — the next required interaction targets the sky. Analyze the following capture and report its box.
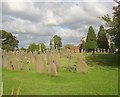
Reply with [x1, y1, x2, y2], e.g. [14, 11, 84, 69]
[1, 0, 116, 48]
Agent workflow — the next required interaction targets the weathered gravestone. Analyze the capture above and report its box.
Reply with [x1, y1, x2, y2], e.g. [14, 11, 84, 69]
[41, 53, 47, 66]
[2, 50, 8, 68]
[54, 53, 61, 72]
[27, 51, 33, 64]
[36, 55, 45, 73]
[12, 51, 20, 71]
[76, 56, 88, 74]
[32, 51, 38, 65]
[66, 53, 73, 72]
[46, 52, 50, 65]
[97, 48, 100, 53]
[103, 49, 106, 53]
[48, 60, 58, 76]
[8, 51, 20, 71]
[20, 56, 30, 71]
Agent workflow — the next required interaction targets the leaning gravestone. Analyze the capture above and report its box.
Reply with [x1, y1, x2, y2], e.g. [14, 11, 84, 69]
[48, 60, 58, 76]
[76, 56, 88, 74]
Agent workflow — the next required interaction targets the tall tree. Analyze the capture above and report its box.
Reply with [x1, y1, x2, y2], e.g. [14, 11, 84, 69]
[101, 0, 120, 53]
[0, 30, 19, 51]
[50, 35, 62, 49]
[85, 26, 97, 56]
[97, 25, 109, 52]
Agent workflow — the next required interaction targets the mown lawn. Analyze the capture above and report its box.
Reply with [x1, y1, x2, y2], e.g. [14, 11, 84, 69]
[2, 53, 118, 95]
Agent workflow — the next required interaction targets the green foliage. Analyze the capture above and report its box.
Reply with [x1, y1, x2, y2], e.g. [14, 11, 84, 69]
[28, 43, 46, 53]
[97, 25, 109, 50]
[38, 43, 46, 53]
[28, 43, 39, 52]
[101, 1, 120, 49]
[86, 53, 118, 67]
[85, 26, 97, 50]
[0, 30, 19, 51]
[50, 35, 62, 49]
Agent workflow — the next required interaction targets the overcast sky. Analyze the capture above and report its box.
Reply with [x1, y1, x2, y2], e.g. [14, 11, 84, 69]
[1, 0, 115, 48]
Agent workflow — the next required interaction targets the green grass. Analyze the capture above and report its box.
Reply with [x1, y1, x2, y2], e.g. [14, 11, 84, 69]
[2, 53, 118, 95]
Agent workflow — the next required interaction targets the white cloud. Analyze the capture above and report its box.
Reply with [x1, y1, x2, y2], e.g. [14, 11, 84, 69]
[1, 1, 115, 48]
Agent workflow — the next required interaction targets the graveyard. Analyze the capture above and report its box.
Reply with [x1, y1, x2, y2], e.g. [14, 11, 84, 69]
[1, 1, 120, 96]
[2, 50, 118, 95]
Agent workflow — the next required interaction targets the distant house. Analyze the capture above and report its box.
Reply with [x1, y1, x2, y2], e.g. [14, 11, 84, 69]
[71, 46, 80, 53]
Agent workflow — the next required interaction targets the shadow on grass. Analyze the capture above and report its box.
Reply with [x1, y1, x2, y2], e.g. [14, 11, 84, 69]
[86, 53, 119, 68]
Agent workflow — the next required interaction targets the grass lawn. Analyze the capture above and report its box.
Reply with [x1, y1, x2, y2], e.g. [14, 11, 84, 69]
[2, 53, 118, 95]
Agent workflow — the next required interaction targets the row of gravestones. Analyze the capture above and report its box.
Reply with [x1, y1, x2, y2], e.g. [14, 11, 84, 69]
[2, 50, 88, 76]
[81, 48, 112, 53]
[2, 50, 61, 76]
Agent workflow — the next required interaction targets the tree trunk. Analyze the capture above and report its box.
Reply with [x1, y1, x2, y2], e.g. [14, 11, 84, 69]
[93, 48, 96, 58]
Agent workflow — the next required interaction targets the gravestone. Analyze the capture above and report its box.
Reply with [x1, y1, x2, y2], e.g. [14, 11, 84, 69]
[48, 60, 58, 76]
[97, 48, 100, 53]
[36, 55, 45, 73]
[54, 53, 61, 72]
[42, 53, 47, 65]
[66, 53, 72, 71]
[46, 52, 51, 66]
[2, 50, 8, 68]
[31, 51, 38, 65]
[100, 48, 102, 53]
[21, 57, 30, 71]
[107, 49, 109, 53]
[76, 56, 88, 74]
[27, 51, 33, 64]
[11, 52, 20, 71]
[8, 52, 20, 71]
[103, 49, 106, 53]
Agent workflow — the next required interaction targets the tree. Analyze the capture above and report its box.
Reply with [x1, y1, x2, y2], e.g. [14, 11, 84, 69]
[101, 0, 120, 53]
[85, 26, 97, 56]
[28, 43, 39, 53]
[50, 35, 62, 49]
[0, 30, 19, 51]
[38, 43, 46, 53]
[97, 25, 109, 52]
